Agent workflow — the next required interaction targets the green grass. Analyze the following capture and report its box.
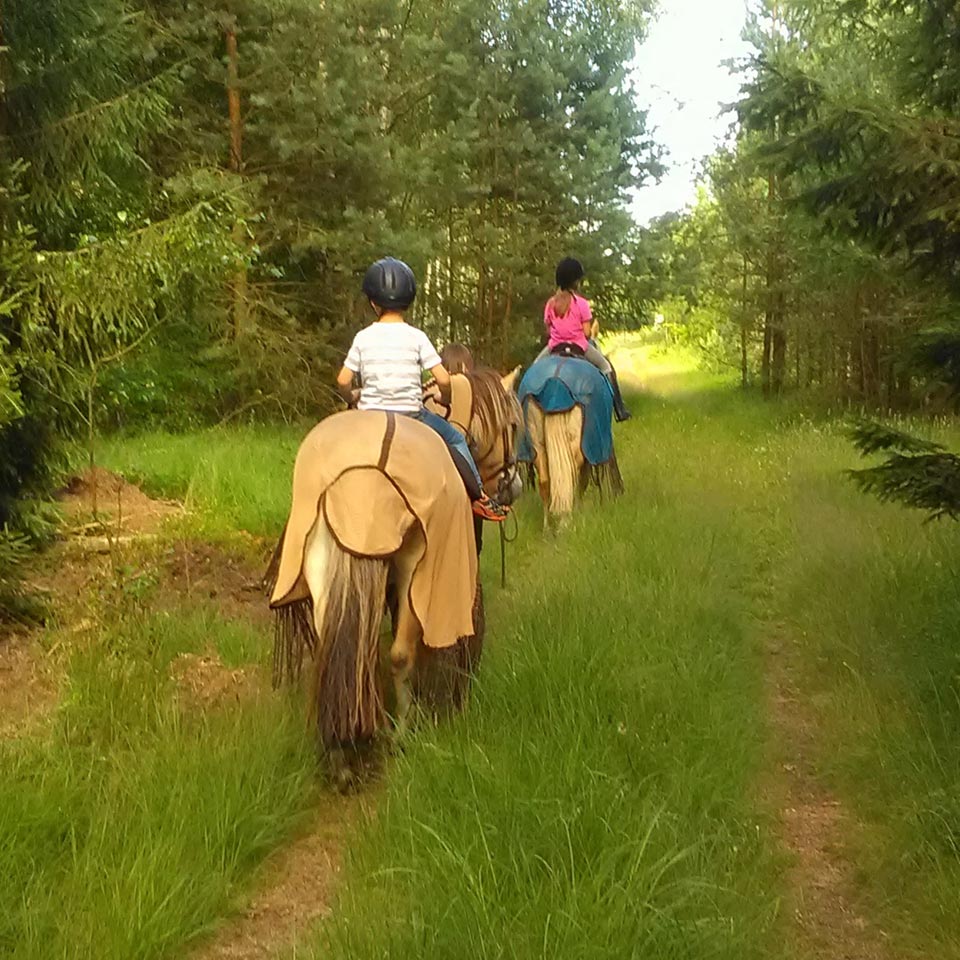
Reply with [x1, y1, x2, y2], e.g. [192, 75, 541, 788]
[10, 345, 960, 958]
[97, 424, 306, 537]
[294, 379, 786, 959]
[747, 411, 960, 954]
[0, 592, 317, 960]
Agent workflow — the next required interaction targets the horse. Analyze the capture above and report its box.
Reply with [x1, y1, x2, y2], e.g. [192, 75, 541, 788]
[519, 349, 623, 526]
[266, 368, 522, 762]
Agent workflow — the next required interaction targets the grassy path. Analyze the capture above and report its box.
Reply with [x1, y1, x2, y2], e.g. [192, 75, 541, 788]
[3, 345, 960, 958]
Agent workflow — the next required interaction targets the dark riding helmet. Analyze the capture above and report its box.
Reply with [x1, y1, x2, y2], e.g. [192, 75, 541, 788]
[555, 257, 584, 290]
[362, 257, 417, 309]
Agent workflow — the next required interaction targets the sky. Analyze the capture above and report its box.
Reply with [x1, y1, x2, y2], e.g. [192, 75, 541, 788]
[629, 0, 753, 225]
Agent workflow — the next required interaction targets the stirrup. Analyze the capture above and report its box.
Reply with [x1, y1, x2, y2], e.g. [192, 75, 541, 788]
[472, 496, 509, 522]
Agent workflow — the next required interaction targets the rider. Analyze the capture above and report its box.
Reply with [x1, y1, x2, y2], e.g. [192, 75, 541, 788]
[440, 342, 475, 374]
[535, 258, 631, 422]
[336, 257, 510, 523]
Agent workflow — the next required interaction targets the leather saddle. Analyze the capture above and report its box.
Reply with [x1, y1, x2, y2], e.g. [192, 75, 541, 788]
[549, 342, 585, 359]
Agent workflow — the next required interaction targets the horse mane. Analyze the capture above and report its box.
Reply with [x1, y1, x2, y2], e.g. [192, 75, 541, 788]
[464, 367, 522, 440]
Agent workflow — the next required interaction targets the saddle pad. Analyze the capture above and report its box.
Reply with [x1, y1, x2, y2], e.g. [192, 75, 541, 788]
[518, 355, 614, 466]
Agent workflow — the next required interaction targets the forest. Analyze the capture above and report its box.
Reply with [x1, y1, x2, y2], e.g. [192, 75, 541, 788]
[3, 2, 960, 958]
[0, 0, 659, 553]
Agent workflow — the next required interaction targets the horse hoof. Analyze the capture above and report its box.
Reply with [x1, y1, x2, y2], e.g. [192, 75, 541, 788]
[334, 765, 358, 793]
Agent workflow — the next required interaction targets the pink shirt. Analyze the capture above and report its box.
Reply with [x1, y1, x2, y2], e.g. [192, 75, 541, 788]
[544, 293, 592, 351]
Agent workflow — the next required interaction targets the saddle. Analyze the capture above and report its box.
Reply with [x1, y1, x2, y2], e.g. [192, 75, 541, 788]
[549, 342, 586, 359]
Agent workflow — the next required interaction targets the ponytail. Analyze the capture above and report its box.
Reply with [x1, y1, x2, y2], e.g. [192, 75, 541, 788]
[550, 289, 574, 318]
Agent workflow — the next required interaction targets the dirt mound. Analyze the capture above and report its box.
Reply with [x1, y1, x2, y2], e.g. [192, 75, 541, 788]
[58, 466, 181, 535]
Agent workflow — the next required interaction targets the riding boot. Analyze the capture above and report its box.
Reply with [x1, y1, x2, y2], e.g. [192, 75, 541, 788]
[608, 366, 631, 422]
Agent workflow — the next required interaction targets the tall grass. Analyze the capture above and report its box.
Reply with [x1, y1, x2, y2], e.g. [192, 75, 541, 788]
[298, 383, 785, 959]
[746, 408, 960, 954]
[0, 603, 317, 960]
[98, 425, 305, 537]
[54, 348, 960, 958]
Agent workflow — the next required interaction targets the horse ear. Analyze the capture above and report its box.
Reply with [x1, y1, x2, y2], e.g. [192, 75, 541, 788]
[501, 365, 521, 392]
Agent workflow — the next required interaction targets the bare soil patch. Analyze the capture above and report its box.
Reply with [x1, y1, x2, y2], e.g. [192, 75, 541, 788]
[192, 794, 367, 960]
[57, 466, 182, 536]
[164, 540, 272, 630]
[0, 627, 59, 737]
[171, 652, 263, 709]
[765, 631, 896, 960]
[4, 470, 273, 735]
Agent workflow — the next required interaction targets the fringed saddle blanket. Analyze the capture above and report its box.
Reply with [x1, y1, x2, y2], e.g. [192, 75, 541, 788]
[269, 410, 478, 650]
[517, 355, 615, 466]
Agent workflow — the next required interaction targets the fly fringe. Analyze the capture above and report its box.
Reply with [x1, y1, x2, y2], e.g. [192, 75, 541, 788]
[415, 580, 485, 717]
[264, 528, 318, 687]
[586, 450, 624, 499]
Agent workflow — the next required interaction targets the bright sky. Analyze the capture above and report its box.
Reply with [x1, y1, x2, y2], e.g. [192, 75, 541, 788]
[630, 0, 752, 225]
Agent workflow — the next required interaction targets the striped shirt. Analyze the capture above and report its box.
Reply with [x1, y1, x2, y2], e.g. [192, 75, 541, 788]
[344, 321, 442, 413]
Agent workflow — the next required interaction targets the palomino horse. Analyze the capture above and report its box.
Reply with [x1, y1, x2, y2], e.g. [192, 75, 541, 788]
[267, 368, 522, 754]
[519, 352, 623, 526]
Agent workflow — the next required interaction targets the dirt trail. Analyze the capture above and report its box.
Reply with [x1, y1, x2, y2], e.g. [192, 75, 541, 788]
[192, 794, 366, 960]
[764, 627, 895, 960]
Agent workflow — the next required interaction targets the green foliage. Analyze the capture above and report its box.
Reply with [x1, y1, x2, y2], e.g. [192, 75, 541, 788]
[1, 0, 661, 535]
[655, 1, 960, 407]
[1, 0, 242, 533]
[848, 421, 960, 521]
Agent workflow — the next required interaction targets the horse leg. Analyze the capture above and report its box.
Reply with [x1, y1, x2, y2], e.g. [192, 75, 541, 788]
[528, 404, 556, 530]
[389, 546, 421, 741]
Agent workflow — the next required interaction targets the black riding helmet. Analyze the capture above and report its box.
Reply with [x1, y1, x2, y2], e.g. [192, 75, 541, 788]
[362, 257, 417, 309]
[556, 257, 584, 291]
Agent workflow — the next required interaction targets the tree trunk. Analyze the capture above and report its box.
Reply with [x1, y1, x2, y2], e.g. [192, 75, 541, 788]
[761, 319, 772, 397]
[447, 208, 456, 343]
[740, 255, 749, 389]
[225, 21, 249, 339]
[771, 292, 787, 397]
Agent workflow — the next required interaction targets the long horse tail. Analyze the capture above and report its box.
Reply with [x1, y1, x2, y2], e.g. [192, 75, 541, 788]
[303, 521, 388, 748]
[544, 407, 584, 515]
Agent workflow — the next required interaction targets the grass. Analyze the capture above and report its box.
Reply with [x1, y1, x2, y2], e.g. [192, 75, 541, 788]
[299, 374, 786, 959]
[97, 424, 306, 537]
[748, 411, 960, 954]
[6, 343, 960, 958]
[0, 552, 319, 960]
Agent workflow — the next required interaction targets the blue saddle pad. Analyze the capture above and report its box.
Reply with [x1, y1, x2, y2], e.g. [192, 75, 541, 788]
[517, 355, 614, 466]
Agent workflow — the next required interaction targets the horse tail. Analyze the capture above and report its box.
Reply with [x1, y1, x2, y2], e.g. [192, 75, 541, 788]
[304, 521, 388, 748]
[544, 407, 583, 515]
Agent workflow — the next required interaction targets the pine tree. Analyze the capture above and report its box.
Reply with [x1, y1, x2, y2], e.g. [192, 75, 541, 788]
[0, 0, 240, 527]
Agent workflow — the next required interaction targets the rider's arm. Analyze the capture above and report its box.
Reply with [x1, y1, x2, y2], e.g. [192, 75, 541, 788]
[428, 364, 452, 405]
[580, 297, 595, 340]
[336, 366, 357, 405]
